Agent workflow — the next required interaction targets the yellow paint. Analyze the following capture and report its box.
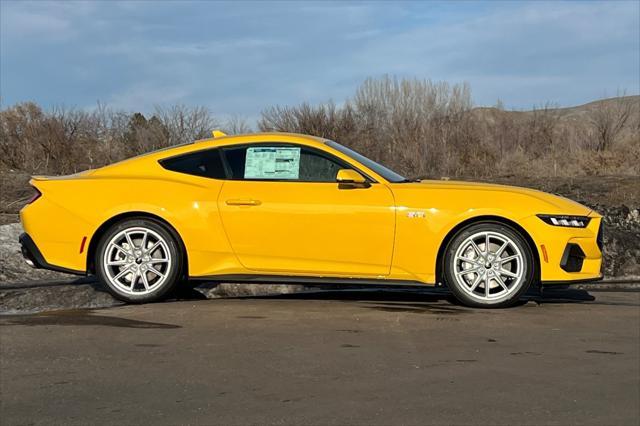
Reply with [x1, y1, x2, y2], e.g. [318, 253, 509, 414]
[211, 129, 227, 138]
[336, 168, 366, 183]
[20, 132, 603, 284]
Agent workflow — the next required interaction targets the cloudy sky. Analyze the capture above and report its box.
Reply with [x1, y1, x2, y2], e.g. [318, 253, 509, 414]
[1, 0, 638, 122]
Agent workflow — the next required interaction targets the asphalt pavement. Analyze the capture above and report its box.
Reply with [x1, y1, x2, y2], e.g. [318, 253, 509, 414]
[1, 288, 639, 425]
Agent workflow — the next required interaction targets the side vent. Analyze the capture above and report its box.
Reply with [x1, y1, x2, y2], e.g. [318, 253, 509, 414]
[560, 243, 586, 273]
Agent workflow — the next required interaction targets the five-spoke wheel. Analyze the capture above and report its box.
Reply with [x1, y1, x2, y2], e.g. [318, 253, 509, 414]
[444, 222, 534, 308]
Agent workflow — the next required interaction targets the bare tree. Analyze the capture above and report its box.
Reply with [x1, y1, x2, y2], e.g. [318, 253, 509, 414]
[528, 102, 560, 150]
[0, 102, 45, 171]
[588, 96, 635, 151]
[224, 115, 253, 135]
[154, 105, 218, 145]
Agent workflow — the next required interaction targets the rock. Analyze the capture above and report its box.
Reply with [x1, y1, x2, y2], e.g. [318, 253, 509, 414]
[586, 204, 640, 279]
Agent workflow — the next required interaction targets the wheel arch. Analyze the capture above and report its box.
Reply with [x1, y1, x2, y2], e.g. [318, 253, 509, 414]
[86, 211, 188, 277]
[435, 215, 541, 286]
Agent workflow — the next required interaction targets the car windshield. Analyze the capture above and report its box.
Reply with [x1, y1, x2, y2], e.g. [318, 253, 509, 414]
[325, 140, 408, 183]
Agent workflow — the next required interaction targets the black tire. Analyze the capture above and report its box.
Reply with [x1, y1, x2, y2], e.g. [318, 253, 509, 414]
[95, 218, 182, 303]
[443, 222, 535, 308]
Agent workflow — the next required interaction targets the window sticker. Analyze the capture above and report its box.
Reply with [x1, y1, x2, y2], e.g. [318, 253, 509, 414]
[244, 147, 300, 179]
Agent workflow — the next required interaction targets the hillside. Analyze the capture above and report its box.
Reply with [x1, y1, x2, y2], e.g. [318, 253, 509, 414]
[471, 96, 640, 133]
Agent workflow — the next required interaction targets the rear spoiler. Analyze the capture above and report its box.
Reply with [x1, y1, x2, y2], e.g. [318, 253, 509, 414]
[28, 170, 94, 201]
[31, 170, 93, 181]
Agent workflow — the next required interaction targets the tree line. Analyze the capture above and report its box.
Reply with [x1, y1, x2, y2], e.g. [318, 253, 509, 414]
[1, 76, 638, 178]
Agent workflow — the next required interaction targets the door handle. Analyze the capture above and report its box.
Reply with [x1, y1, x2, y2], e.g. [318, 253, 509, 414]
[226, 199, 262, 206]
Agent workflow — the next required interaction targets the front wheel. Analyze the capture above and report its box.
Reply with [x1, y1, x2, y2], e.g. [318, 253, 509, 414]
[443, 222, 535, 308]
[95, 218, 182, 303]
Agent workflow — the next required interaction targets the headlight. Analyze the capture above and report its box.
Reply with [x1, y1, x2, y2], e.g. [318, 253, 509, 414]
[537, 214, 590, 228]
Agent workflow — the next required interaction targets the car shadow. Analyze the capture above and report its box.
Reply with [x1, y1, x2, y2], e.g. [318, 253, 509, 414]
[535, 286, 596, 304]
[187, 282, 603, 309]
[3, 279, 611, 311]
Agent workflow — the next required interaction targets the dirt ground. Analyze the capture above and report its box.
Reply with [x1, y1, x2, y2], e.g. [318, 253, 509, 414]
[485, 175, 640, 209]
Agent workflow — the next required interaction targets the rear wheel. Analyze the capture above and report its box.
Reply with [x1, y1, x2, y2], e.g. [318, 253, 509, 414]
[95, 218, 182, 303]
[444, 222, 535, 308]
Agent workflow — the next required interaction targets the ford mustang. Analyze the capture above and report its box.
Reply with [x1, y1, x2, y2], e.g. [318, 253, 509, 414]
[19, 131, 603, 307]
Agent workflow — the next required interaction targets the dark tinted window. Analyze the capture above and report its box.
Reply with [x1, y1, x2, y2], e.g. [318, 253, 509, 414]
[160, 149, 226, 179]
[223, 146, 247, 179]
[222, 145, 347, 182]
[299, 149, 343, 182]
[325, 140, 405, 183]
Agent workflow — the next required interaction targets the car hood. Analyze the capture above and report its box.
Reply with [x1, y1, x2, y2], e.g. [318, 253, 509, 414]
[397, 180, 595, 217]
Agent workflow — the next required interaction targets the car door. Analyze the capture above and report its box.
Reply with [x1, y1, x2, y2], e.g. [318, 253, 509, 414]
[217, 143, 395, 277]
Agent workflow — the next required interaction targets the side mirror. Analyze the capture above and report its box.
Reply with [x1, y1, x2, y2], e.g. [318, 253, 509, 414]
[336, 169, 368, 187]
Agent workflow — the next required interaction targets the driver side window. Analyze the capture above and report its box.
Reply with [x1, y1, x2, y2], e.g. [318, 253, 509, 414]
[222, 144, 348, 182]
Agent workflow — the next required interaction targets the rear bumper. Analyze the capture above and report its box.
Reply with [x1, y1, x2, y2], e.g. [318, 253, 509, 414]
[19, 233, 84, 275]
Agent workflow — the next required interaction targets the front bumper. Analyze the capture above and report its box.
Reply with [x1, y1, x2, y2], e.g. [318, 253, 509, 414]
[19, 233, 84, 275]
[523, 213, 604, 284]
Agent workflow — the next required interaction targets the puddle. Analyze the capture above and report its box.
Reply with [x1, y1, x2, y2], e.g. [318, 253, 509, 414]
[0, 310, 181, 329]
[585, 349, 623, 355]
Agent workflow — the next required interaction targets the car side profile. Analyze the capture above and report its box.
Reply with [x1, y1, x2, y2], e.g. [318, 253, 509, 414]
[19, 131, 603, 307]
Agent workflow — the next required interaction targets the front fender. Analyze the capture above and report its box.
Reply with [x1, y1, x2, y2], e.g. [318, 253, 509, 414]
[390, 205, 534, 283]
[387, 184, 583, 283]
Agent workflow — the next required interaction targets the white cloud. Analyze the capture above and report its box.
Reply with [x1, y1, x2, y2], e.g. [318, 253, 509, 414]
[1, 0, 638, 117]
[1, 9, 73, 41]
[106, 82, 192, 112]
[343, 1, 640, 106]
[0, 0, 99, 41]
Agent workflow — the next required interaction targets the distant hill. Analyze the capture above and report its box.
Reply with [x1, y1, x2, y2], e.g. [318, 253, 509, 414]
[472, 95, 640, 126]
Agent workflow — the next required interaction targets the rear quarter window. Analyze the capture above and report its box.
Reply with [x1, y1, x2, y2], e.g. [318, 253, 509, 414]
[160, 149, 226, 179]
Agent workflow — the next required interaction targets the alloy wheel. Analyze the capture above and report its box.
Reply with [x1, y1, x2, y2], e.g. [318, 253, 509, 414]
[102, 227, 172, 296]
[452, 231, 525, 302]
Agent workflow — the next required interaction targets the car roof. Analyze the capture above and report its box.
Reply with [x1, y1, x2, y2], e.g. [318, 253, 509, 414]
[91, 132, 329, 172]
[89, 131, 389, 183]
[191, 132, 328, 150]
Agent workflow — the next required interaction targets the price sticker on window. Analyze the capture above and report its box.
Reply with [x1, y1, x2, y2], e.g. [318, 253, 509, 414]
[244, 147, 300, 179]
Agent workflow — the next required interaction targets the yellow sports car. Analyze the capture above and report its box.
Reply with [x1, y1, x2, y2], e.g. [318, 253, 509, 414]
[19, 131, 603, 307]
